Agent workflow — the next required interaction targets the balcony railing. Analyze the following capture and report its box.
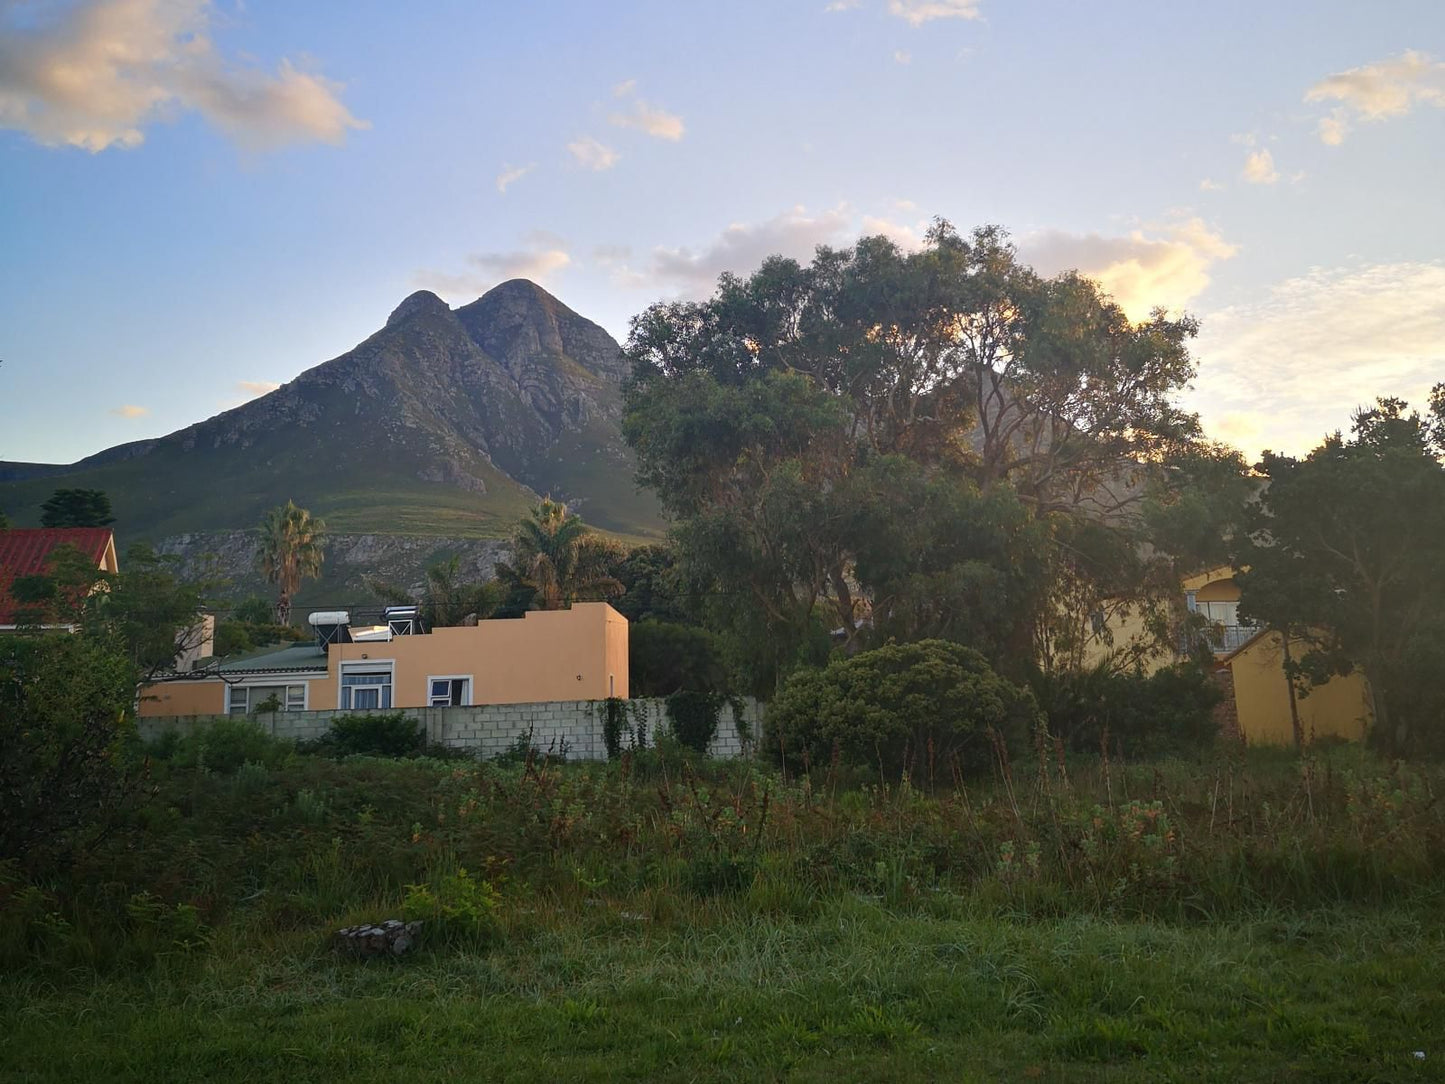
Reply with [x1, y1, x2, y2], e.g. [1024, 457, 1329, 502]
[1206, 623, 1263, 654]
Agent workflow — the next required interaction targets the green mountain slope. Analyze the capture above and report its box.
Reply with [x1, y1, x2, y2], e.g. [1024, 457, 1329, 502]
[0, 281, 664, 542]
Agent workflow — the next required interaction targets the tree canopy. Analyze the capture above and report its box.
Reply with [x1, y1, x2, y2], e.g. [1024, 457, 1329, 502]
[40, 488, 115, 528]
[1236, 389, 1445, 753]
[494, 498, 623, 611]
[623, 222, 1220, 691]
[255, 500, 325, 624]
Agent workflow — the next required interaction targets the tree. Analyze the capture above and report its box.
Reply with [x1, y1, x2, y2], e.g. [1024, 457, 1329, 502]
[0, 634, 140, 873]
[255, 500, 326, 624]
[9, 541, 215, 685]
[494, 498, 623, 611]
[0, 543, 215, 871]
[1236, 390, 1445, 752]
[623, 222, 1210, 685]
[40, 488, 115, 527]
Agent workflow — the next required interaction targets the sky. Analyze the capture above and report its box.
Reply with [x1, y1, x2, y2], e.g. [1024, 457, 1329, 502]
[1, 0, 1442, 466]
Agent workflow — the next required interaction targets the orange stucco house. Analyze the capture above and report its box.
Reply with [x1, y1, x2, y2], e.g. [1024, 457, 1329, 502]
[140, 601, 629, 717]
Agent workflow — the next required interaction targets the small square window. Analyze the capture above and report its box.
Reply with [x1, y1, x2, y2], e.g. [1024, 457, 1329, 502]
[429, 677, 470, 707]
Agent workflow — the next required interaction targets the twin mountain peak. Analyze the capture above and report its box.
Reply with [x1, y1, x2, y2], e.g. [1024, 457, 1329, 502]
[0, 280, 662, 540]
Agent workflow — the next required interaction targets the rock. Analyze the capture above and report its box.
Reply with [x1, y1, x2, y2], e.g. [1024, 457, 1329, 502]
[334, 918, 423, 957]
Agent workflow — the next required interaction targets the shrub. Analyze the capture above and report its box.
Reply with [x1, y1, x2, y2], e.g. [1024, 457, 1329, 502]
[766, 639, 1041, 777]
[1029, 661, 1222, 755]
[164, 718, 294, 774]
[401, 867, 500, 948]
[313, 712, 425, 758]
[0, 635, 141, 872]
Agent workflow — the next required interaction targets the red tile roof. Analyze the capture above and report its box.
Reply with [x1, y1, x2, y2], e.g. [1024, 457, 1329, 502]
[0, 528, 116, 625]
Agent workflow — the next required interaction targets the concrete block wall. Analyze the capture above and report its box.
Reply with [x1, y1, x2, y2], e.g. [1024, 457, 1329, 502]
[136, 696, 763, 761]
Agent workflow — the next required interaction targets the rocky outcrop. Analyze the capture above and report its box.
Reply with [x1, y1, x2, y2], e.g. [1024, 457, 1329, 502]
[156, 531, 510, 599]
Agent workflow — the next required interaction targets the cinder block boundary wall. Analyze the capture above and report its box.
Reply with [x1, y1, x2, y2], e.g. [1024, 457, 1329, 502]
[136, 697, 764, 761]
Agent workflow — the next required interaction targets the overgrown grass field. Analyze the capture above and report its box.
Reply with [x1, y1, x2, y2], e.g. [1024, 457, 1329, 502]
[3, 729, 1442, 1082]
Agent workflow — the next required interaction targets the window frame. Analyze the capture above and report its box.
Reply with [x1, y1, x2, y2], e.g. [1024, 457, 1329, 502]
[427, 674, 473, 708]
[227, 680, 311, 715]
[339, 661, 395, 711]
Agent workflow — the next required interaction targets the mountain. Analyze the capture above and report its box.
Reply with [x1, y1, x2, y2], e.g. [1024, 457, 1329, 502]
[0, 280, 664, 541]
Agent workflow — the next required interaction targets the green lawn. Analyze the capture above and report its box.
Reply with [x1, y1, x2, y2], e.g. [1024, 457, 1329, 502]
[3, 737, 1442, 1082]
[5, 903, 1439, 1082]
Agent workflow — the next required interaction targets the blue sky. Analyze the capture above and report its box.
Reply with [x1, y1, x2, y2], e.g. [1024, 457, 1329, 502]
[1, 0, 1442, 464]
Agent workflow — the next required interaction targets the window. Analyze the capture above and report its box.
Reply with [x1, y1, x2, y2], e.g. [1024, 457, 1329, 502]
[428, 676, 471, 707]
[341, 667, 393, 710]
[1197, 600, 1240, 626]
[228, 683, 309, 715]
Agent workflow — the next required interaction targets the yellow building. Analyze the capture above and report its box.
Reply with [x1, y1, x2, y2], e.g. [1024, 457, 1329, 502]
[1078, 566, 1371, 746]
[140, 601, 629, 717]
[1184, 566, 1370, 746]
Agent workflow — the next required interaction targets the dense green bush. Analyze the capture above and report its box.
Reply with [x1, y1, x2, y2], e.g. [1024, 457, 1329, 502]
[0, 635, 140, 872]
[766, 640, 1041, 776]
[149, 718, 295, 774]
[311, 712, 425, 758]
[1029, 661, 1222, 755]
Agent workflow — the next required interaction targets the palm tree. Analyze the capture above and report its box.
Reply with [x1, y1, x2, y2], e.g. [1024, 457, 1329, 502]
[494, 498, 623, 610]
[255, 500, 326, 624]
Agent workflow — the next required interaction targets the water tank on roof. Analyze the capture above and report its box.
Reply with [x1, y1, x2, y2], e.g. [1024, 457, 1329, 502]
[308, 610, 351, 650]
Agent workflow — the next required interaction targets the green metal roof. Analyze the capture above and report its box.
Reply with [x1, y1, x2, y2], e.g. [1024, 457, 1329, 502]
[202, 643, 328, 675]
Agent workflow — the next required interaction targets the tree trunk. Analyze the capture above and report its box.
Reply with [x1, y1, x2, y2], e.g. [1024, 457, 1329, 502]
[275, 592, 291, 625]
[1280, 631, 1304, 750]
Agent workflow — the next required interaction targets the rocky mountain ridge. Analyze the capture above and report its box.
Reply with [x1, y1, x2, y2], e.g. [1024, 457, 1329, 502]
[0, 280, 662, 541]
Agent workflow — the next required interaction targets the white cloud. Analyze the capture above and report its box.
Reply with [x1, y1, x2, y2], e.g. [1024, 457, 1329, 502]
[1317, 111, 1349, 146]
[1304, 50, 1445, 143]
[1019, 218, 1238, 322]
[608, 80, 684, 141]
[567, 136, 619, 171]
[236, 380, 280, 397]
[860, 214, 926, 250]
[1241, 147, 1280, 185]
[1199, 178, 1224, 192]
[495, 163, 534, 193]
[108, 403, 149, 417]
[621, 206, 854, 295]
[415, 237, 572, 300]
[0, 0, 367, 152]
[824, 0, 861, 10]
[888, 1, 983, 26]
[893, 50, 912, 65]
[1190, 261, 1445, 458]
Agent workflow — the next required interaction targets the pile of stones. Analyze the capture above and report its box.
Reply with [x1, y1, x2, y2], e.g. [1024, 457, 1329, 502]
[333, 919, 422, 956]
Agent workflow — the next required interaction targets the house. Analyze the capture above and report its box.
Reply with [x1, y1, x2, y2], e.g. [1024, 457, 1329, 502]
[1182, 566, 1370, 746]
[0, 527, 119, 630]
[139, 600, 629, 717]
[1082, 565, 1371, 746]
